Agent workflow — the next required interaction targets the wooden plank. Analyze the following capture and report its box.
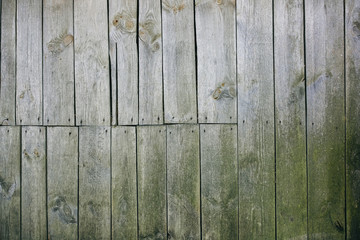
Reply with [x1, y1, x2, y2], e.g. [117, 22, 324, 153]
[109, 0, 138, 125]
[236, 1, 275, 239]
[47, 127, 78, 239]
[0, 0, 16, 125]
[167, 125, 200, 239]
[74, 0, 110, 125]
[274, 0, 307, 239]
[196, 0, 236, 123]
[162, 0, 197, 123]
[79, 127, 111, 239]
[111, 126, 137, 239]
[137, 126, 167, 239]
[22, 127, 46, 239]
[43, 0, 74, 125]
[0, 127, 20, 239]
[346, 0, 360, 238]
[16, 0, 43, 125]
[200, 124, 238, 239]
[138, 0, 163, 125]
[306, 1, 345, 238]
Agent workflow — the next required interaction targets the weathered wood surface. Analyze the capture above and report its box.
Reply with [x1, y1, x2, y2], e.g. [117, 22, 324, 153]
[162, 0, 197, 123]
[200, 124, 238, 239]
[138, 0, 163, 125]
[167, 125, 200, 239]
[274, 0, 307, 239]
[137, 126, 167, 239]
[79, 127, 111, 239]
[43, 0, 74, 125]
[16, 0, 42, 125]
[74, 0, 110, 125]
[111, 126, 137, 239]
[196, 0, 236, 124]
[22, 127, 46, 239]
[47, 127, 78, 239]
[237, 1, 275, 239]
[0, 127, 20, 239]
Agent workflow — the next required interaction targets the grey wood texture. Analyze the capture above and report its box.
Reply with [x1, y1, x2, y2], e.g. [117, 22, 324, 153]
[74, 0, 110, 126]
[137, 126, 167, 239]
[47, 127, 78, 239]
[111, 126, 138, 239]
[237, 1, 275, 239]
[43, 0, 74, 125]
[200, 124, 238, 239]
[0, 126, 20, 239]
[167, 124, 200, 239]
[162, 0, 197, 123]
[21, 127, 46, 239]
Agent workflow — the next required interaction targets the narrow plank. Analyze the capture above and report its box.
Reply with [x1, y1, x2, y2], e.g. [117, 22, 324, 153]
[200, 124, 238, 239]
[0, 0, 16, 125]
[138, 0, 163, 125]
[237, 1, 275, 239]
[162, 0, 197, 123]
[0, 127, 20, 239]
[43, 0, 74, 125]
[47, 127, 78, 239]
[137, 126, 167, 239]
[167, 125, 200, 239]
[111, 126, 137, 239]
[79, 127, 111, 239]
[109, 0, 138, 125]
[346, 0, 360, 238]
[306, 1, 345, 239]
[74, 0, 110, 125]
[22, 127, 46, 239]
[274, 0, 307, 239]
[196, 0, 236, 123]
[16, 0, 43, 125]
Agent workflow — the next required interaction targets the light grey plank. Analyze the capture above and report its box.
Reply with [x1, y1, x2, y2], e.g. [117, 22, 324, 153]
[16, 0, 43, 125]
[43, 0, 74, 125]
[237, 1, 275, 239]
[79, 127, 111, 239]
[162, 0, 197, 123]
[74, 0, 110, 125]
[167, 125, 200, 239]
[47, 127, 78, 239]
[138, 0, 163, 125]
[196, 0, 236, 123]
[137, 126, 167, 239]
[111, 126, 137, 239]
[0, 126, 20, 239]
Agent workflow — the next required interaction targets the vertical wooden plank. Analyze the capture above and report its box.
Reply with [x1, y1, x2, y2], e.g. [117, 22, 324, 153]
[196, 0, 236, 123]
[74, 0, 110, 125]
[43, 0, 74, 125]
[274, 0, 307, 239]
[237, 1, 275, 239]
[0, 127, 20, 239]
[16, 0, 42, 125]
[0, 0, 16, 125]
[346, 0, 360, 238]
[109, 0, 138, 125]
[137, 126, 167, 239]
[167, 125, 200, 239]
[79, 127, 111, 239]
[111, 126, 137, 239]
[138, 0, 163, 125]
[22, 127, 46, 239]
[200, 124, 238, 239]
[162, 0, 197, 123]
[306, 1, 345, 238]
[47, 127, 78, 239]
